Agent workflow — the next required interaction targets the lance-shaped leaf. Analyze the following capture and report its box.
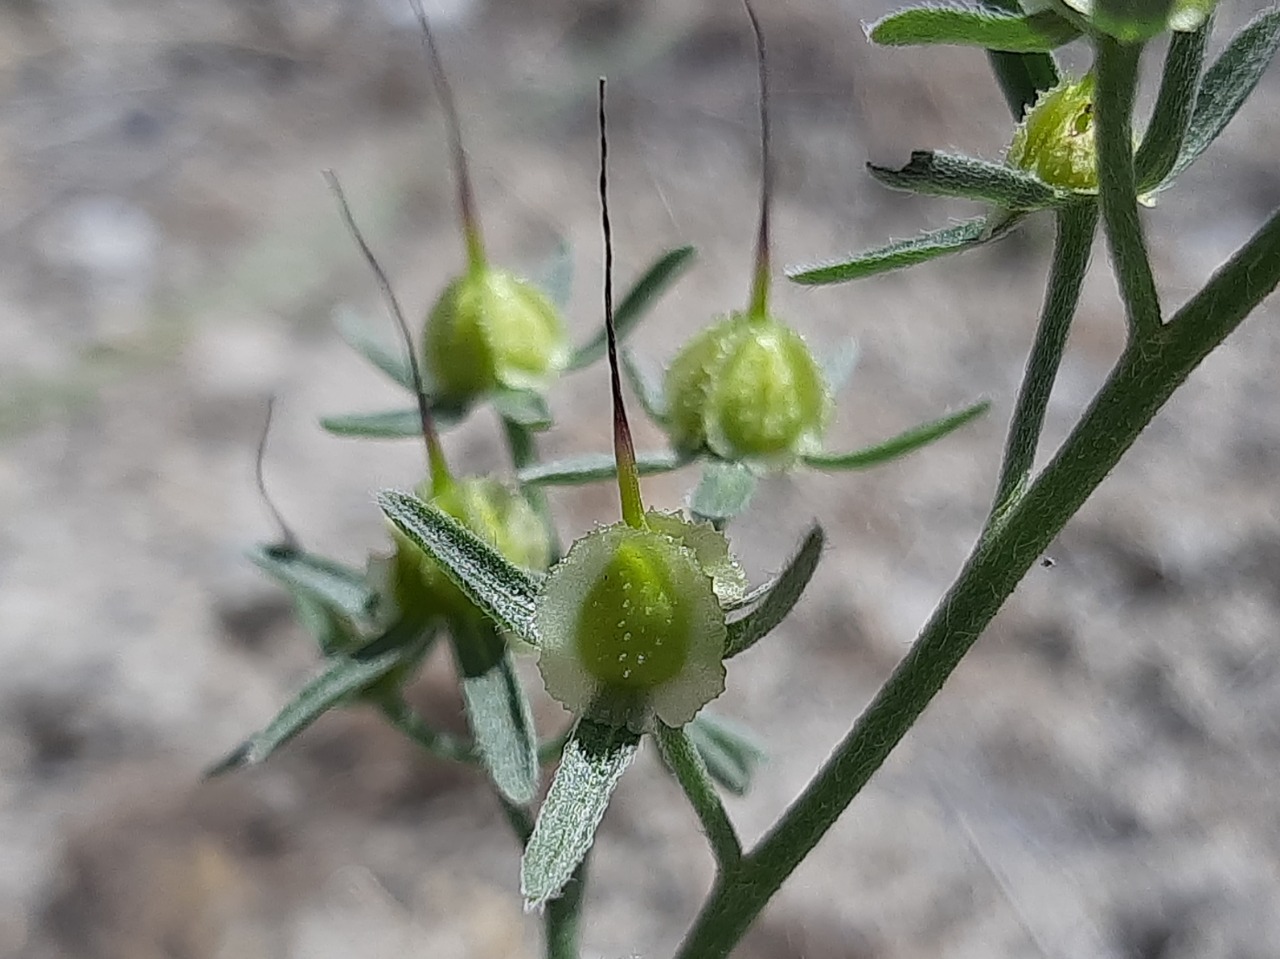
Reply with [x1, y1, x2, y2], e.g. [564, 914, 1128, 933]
[334, 309, 415, 391]
[788, 214, 1020, 286]
[521, 719, 641, 908]
[686, 711, 766, 797]
[868, 4, 1081, 52]
[535, 238, 574, 313]
[802, 399, 989, 471]
[321, 403, 465, 439]
[207, 621, 434, 776]
[569, 246, 696, 370]
[724, 526, 824, 659]
[1135, 21, 1210, 191]
[293, 594, 359, 656]
[517, 449, 686, 487]
[621, 349, 668, 423]
[451, 621, 539, 805]
[689, 460, 758, 524]
[378, 489, 540, 646]
[868, 152, 1071, 210]
[1169, 8, 1280, 182]
[249, 545, 380, 624]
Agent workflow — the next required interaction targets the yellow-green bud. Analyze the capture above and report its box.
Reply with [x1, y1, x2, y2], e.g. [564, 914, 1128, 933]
[393, 476, 550, 626]
[535, 511, 740, 731]
[1008, 74, 1098, 193]
[424, 266, 570, 404]
[665, 312, 831, 468]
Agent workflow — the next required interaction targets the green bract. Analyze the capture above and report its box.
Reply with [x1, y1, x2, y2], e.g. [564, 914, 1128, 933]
[535, 511, 739, 731]
[665, 312, 832, 468]
[1008, 73, 1098, 192]
[424, 266, 571, 403]
[393, 476, 550, 625]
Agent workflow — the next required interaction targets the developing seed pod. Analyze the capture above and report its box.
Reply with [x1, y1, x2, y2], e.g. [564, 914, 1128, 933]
[1008, 74, 1099, 193]
[413, 6, 570, 405]
[425, 268, 570, 403]
[661, 1, 832, 468]
[393, 476, 551, 626]
[535, 511, 734, 731]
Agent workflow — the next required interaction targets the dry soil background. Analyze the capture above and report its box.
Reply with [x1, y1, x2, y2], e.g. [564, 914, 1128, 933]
[3, 0, 1280, 957]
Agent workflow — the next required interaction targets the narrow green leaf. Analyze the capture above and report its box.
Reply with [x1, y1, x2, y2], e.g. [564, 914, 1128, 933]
[621, 349, 668, 423]
[321, 404, 464, 439]
[521, 719, 641, 908]
[569, 246, 696, 370]
[535, 238, 574, 312]
[491, 389, 553, 431]
[249, 546, 379, 624]
[821, 338, 860, 397]
[378, 490, 540, 645]
[517, 449, 686, 487]
[452, 622, 539, 805]
[868, 151, 1070, 210]
[788, 215, 1021, 286]
[686, 711, 766, 797]
[206, 623, 433, 776]
[724, 526, 824, 659]
[868, 5, 1081, 52]
[1172, 8, 1280, 181]
[689, 460, 758, 523]
[293, 594, 359, 656]
[1136, 21, 1210, 191]
[803, 400, 990, 471]
[334, 308, 415, 391]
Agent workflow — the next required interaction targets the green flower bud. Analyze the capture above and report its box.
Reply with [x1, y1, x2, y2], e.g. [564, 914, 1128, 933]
[424, 266, 570, 404]
[1008, 74, 1098, 193]
[393, 476, 550, 626]
[665, 312, 831, 468]
[535, 511, 739, 731]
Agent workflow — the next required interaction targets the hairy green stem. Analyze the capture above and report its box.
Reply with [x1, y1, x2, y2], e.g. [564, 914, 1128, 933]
[656, 724, 743, 869]
[993, 202, 1099, 511]
[1095, 36, 1163, 340]
[979, 0, 1060, 117]
[500, 793, 588, 959]
[673, 203, 1280, 959]
[1135, 21, 1210, 191]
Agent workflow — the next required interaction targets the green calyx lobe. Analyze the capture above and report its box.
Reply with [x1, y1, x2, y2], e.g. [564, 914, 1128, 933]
[1008, 74, 1099, 193]
[393, 476, 549, 624]
[665, 311, 831, 465]
[575, 535, 692, 689]
[424, 266, 570, 403]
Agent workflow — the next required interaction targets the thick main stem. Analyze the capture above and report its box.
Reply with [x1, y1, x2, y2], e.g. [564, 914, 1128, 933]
[1095, 36, 1163, 341]
[992, 202, 1098, 511]
[673, 203, 1280, 959]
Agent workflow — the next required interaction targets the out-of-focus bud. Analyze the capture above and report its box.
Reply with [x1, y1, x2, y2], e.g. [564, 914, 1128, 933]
[1008, 74, 1099, 193]
[424, 267, 570, 405]
[665, 311, 831, 468]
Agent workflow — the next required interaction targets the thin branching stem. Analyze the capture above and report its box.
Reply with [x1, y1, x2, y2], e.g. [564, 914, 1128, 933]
[656, 723, 743, 871]
[1095, 36, 1163, 342]
[673, 202, 1280, 959]
[254, 394, 300, 552]
[992, 202, 1098, 512]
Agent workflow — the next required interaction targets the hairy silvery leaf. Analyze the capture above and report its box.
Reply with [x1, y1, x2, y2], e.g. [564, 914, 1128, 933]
[689, 460, 758, 523]
[868, 151, 1071, 210]
[521, 719, 641, 908]
[249, 546, 379, 624]
[724, 526, 824, 659]
[334, 308, 415, 390]
[687, 710, 766, 796]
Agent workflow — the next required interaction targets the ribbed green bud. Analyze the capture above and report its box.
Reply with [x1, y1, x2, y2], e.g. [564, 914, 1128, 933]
[1008, 74, 1099, 193]
[665, 312, 831, 467]
[424, 266, 570, 404]
[535, 511, 740, 731]
[392, 476, 550, 626]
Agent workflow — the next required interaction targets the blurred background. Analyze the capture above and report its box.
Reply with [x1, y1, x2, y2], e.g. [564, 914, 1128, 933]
[3, 0, 1280, 956]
